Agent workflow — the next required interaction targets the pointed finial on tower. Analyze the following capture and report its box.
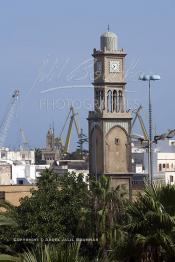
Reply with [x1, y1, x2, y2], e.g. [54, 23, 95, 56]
[107, 24, 110, 32]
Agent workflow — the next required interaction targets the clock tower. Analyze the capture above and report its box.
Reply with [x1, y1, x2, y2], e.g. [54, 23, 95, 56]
[88, 31, 132, 196]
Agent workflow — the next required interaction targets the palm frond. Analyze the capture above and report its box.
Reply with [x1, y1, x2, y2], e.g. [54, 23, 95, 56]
[0, 254, 19, 261]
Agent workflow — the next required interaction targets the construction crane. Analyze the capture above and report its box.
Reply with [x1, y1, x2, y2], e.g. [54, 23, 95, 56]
[154, 129, 175, 143]
[131, 106, 175, 145]
[59, 106, 87, 156]
[59, 106, 81, 154]
[0, 90, 20, 147]
[131, 105, 149, 145]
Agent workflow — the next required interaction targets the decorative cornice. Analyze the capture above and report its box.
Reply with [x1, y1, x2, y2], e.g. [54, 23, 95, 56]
[92, 82, 126, 86]
[92, 51, 127, 58]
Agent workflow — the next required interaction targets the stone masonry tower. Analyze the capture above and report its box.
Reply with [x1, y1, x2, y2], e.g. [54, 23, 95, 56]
[88, 31, 132, 194]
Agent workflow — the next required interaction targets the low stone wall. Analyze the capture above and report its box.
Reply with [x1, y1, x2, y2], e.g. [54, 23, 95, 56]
[0, 185, 37, 206]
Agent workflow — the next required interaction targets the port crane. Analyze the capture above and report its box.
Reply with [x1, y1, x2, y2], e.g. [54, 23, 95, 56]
[0, 90, 20, 147]
[59, 106, 87, 155]
[131, 106, 175, 144]
[154, 129, 175, 143]
[131, 105, 149, 146]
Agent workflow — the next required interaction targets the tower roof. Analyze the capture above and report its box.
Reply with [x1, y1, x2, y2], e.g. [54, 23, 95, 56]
[47, 128, 53, 135]
[101, 31, 117, 38]
[100, 31, 118, 52]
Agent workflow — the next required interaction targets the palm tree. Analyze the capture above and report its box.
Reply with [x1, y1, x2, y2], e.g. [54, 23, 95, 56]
[21, 243, 116, 262]
[156, 184, 175, 216]
[113, 183, 175, 261]
[89, 175, 126, 254]
[21, 243, 88, 262]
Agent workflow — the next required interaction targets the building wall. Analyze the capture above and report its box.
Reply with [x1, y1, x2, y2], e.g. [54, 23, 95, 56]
[104, 56, 124, 83]
[157, 153, 175, 172]
[7, 150, 35, 164]
[164, 171, 175, 185]
[0, 185, 36, 206]
[90, 126, 103, 175]
[0, 165, 12, 185]
[11, 165, 37, 184]
[0, 148, 35, 164]
[135, 164, 144, 174]
[0, 162, 49, 185]
[105, 126, 128, 173]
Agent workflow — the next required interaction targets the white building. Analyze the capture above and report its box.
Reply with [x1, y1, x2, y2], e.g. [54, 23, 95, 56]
[151, 140, 175, 185]
[0, 147, 35, 164]
[131, 141, 146, 174]
[153, 140, 175, 173]
[131, 139, 175, 186]
[164, 171, 175, 185]
[0, 158, 88, 186]
[157, 152, 175, 173]
[0, 159, 49, 185]
[11, 163, 50, 184]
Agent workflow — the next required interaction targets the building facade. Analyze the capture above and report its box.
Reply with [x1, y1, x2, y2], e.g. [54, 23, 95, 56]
[41, 128, 63, 164]
[0, 147, 35, 164]
[88, 31, 132, 195]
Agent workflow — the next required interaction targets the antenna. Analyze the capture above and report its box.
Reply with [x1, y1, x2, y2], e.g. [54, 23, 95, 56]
[107, 24, 110, 32]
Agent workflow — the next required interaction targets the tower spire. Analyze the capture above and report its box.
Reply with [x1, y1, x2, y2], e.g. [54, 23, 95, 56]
[107, 24, 110, 32]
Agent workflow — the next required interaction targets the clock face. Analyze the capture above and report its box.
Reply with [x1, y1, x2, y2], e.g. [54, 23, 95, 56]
[110, 60, 120, 73]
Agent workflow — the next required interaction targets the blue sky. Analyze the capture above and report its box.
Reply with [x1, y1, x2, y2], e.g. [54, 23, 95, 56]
[0, 0, 174, 150]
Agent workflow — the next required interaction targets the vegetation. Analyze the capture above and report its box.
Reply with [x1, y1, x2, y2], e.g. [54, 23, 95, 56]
[35, 148, 46, 165]
[1, 170, 175, 261]
[21, 243, 88, 262]
[112, 183, 175, 261]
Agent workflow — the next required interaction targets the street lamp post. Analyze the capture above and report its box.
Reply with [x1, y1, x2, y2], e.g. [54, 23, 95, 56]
[139, 74, 160, 184]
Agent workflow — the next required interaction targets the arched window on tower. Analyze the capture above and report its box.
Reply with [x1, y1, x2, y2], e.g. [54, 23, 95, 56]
[95, 89, 105, 112]
[117, 91, 119, 112]
[107, 90, 112, 112]
[99, 90, 104, 111]
[113, 90, 117, 112]
[95, 89, 99, 110]
[118, 90, 123, 112]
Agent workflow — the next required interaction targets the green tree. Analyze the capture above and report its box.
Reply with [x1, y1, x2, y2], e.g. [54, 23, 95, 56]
[15, 170, 89, 241]
[16, 170, 65, 239]
[35, 148, 45, 164]
[113, 183, 175, 261]
[0, 204, 19, 261]
[0, 171, 129, 260]
[57, 171, 89, 238]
